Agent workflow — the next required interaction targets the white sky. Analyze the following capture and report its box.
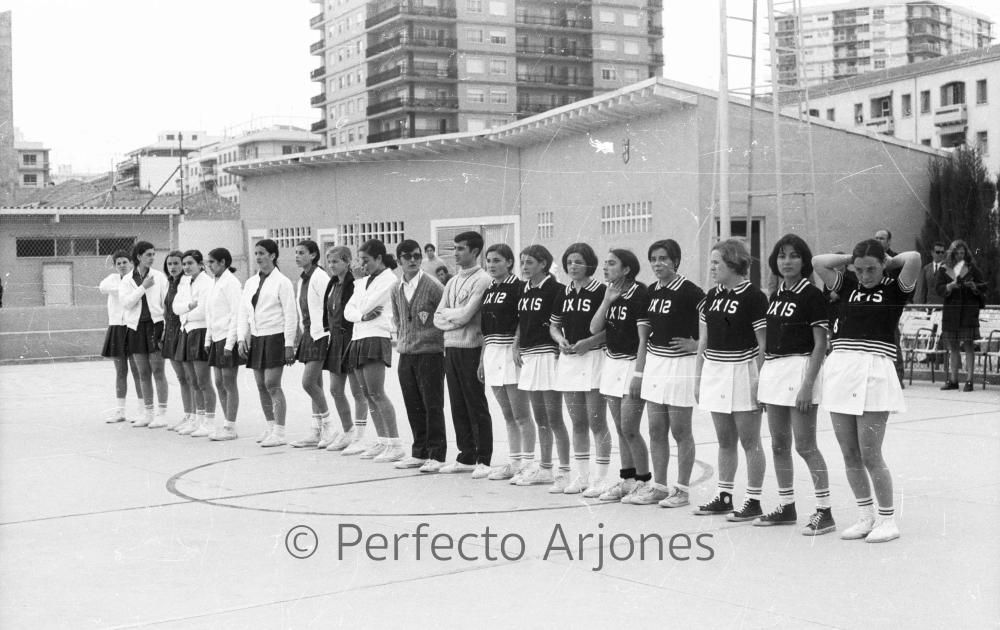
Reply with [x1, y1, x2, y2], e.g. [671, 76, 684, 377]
[3, 0, 998, 173]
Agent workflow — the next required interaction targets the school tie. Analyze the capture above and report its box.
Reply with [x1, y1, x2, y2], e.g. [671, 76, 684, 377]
[251, 272, 269, 309]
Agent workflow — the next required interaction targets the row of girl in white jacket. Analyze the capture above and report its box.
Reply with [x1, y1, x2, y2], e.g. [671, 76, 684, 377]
[99, 238, 373, 447]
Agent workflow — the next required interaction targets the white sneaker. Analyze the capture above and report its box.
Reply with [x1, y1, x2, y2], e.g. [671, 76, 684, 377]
[440, 462, 476, 474]
[563, 474, 589, 494]
[395, 456, 426, 469]
[360, 442, 387, 460]
[841, 515, 876, 540]
[147, 413, 168, 429]
[166, 415, 188, 431]
[291, 428, 321, 448]
[488, 463, 517, 480]
[659, 487, 690, 508]
[210, 425, 238, 441]
[374, 445, 406, 463]
[260, 432, 287, 448]
[548, 474, 570, 494]
[582, 477, 606, 498]
[510, 464, 534, 485]
[190, 420, 213, 438]
[419, 459, 443, 473]
[515, 466, 554, 486]
[326, 431, 353, 451]
[256, 425, 274, 443]
[317, 425, 336, 449]
[105, 412, 126, 424]
[624, 482, 669, 505]
[598, 478, 637, 502]
[132, 413, 152, 428]
[865, 517, 900, 543]
[341, 440, 369, 456]
[471, 463, 491, 479]
[620, 480, 646, 503]
[177, 418, 199, 436]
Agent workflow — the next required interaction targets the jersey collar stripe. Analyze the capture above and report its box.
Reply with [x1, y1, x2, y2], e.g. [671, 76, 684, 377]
[717, 280, 751, 295]
[780, 277, 809, 294]
[622, 283, 639, 299]
[666, 275, 685, 291]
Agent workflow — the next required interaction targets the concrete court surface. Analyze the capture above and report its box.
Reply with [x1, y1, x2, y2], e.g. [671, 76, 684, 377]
[0, 358, 998, 629]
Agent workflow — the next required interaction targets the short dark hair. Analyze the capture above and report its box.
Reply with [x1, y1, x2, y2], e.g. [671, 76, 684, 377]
[208, 247, 236, 273]
[113, 249, 132, 264]
[485, 243, 515, 271]
[424, 243, 436, 253]
[297, 239, 321, 266]
[521, 244, 554, 273]
[255, 239, 280, 264]
[852, 238, 886, 262]
[454, 231, 484, 257]
[131, 240, 155, 266]
[609, 248, 641, 281]
[397, 239, 421, 258]
[360, 238, 398, 270]
[647, 239, 681, 270]
[162, 249, 184, 276]
[875, 228, 892, 240]
[561, 242, 598, 276]
[767, 233, 814, 278]
[933, 241, 946, 250]
[181, 249, 204, 266]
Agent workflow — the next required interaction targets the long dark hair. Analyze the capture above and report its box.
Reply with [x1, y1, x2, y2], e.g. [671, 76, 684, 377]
[297, 239, 321, 267]
[609, 248, 642, 282]
[163, 249, 184, 284]
[768, 233, 814, 279]
[255, 239, 280, 268]
[131, 240, 155, 267]
[359, 239, 398, 270]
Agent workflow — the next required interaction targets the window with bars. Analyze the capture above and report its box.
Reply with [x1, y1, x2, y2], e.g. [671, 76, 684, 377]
[268, 226, 313, 249]
[537, 211, 554, 239]
[338, 221, 406, 249]
[600, 201, 652, 235]
[15, 236, 136, 258]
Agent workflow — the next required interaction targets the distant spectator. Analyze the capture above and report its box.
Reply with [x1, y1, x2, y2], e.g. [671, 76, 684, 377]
[422, 243, 446, 276]
[915, 242, 947, 305]
[873, 229, 898, 257]
[435, 265, 452, 286]
[936, 239, 987, 392]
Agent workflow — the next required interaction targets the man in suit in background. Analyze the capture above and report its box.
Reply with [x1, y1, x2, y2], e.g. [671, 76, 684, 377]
[915, 242, 947, 305]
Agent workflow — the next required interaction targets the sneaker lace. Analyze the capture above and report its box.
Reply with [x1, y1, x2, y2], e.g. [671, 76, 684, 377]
[737, 498, 754, 513]
[807, 511, 824, 527]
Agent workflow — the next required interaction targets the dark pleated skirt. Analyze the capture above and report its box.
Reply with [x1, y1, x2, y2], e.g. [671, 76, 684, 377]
[101, 325, 128, 359]
[126, 320, 164, 355]
[161, 319, 182, 359]
[297, 330, 329, 364]
[247, 333, 287, 370]
[345, 336, 392, 370]
[175, 328, 209, 362]
[323, 329, 350, 374]
[207, 339, 245, 368]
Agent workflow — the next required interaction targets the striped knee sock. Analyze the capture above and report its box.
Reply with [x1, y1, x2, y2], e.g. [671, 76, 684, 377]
[815, 487, 831, 509]
[778, 486, 795, 506]
[857, 496, 876, 518]
[595, 456, 610, 480]
[716, 480, 735, 497]
[574, 453, 590, 477]
[745, 485, 762, 503]
[539, 461, 553, 470]
[877, 505, 895, 519]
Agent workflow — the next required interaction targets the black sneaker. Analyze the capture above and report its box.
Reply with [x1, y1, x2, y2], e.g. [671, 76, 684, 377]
[940, 381, 959, 391]
[801, 508, 836, 536]
[963, 381, 974, 392]
[693, 492, 732, 515]
[753, 502, 797, 526]
[727, 498, 763, 522]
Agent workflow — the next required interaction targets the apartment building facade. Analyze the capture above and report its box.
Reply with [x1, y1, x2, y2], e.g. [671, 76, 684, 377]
[782, 45, 999, 175]
[308, 0, 663, 148]
[14, 141, 50, 188]
[774, 1, 992, 88]
[182, 126, 322, 204]
[116, 131, 218, 194]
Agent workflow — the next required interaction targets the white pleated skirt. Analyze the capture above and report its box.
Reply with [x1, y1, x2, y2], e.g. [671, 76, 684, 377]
[758, 355, 822, 407]
[821, 350, 905, 415]
[555, 349, 604, 392]
[518, 352, 558, 391]
[698, 358, 759, 414]
[599, 356, 636, 398]
[641, 354, 698, 408]
[483, 343, 520, 388]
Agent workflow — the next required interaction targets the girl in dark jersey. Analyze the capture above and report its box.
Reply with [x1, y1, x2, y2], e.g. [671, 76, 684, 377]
[636, 239, 704, 508]
[514, 245, 568, 489]
[478, 243, 534, 481]
[160, 251, 192, 430]
[550, 243, 611, 496]
[590, 249, 651, 503]
[694, 239, 768, 522]
[755, 235, 834, 535]
[814, 240, 921, 544]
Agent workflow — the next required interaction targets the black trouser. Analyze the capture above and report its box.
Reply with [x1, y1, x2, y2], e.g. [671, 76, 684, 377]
[444, 346, 493, 465]
[398, 352, 447, 461]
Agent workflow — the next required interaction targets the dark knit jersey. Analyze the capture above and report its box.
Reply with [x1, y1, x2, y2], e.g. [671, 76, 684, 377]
[517, 274, 563, 356]
[764, 278, 829, 360]
[604, 282, 650, 360]
[550, 279, 605, 345]
[699, 280, 768, 363]
[481, 275, 522, 345]
[637, 274, 705, 358]
[830, 271, 914, 359]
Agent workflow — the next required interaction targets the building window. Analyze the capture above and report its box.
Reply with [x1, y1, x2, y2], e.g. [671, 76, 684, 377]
[268, 227, 313, 250]
[599, 9, 615, 23]
[282, 145, 294, 155]
[870, 96, 891, 118]
[874, 59, 885, 69]
[600, 39, 616, 52]
[623, 12, 638, 27]
[853, 103, 863, 124]
[920, 90, 930, 113]
[488, 0, 506, 16]
[22, 173, 38, 185]
[466, 28, 483, 43]
[490, 89, 508, 104]
[600, 201, 652, 235]
[537, 211, 554, 239]
[624, 68, 640, 82]
[624, 41, 639, 55]
[16, 236, 134, 258]
[466, 57, 485, 74]
[489, 31, 507, 45]
[901, 93, 912, 117]
[22, 153, 37, 165]
[940, 82, 965, 107]
[490, 58, 507, 74]
[338, 221, 405, 249]
[468, 87, 485, 103]
[467, 118, 486, 132]
[977, 131, 989, 155]
[920, 138, 931, 146]
[826, 108, 835, 121]
[467, 0, 482, 12]
[601, 67, 617, 81]
[166, 134, 175, 140]
[976, 79, 987, 104]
